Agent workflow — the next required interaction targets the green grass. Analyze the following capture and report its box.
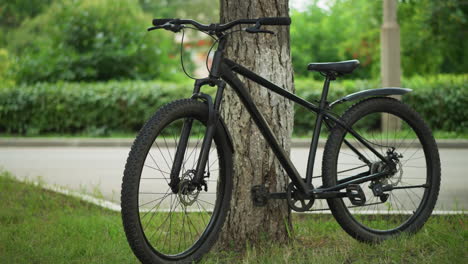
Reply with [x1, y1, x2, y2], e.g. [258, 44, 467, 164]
[203, 213, 467, 263]
[1, 172, 466, 263]
[433, 130, 468, 139]
[0, 172, 136, 263]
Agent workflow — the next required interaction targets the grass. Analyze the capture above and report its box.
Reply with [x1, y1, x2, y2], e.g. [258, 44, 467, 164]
[0, 172, 136, 263]
[1, 172, 466, 263]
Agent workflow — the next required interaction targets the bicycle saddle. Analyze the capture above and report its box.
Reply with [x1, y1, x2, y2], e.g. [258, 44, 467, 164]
[307, 60, 360, 75]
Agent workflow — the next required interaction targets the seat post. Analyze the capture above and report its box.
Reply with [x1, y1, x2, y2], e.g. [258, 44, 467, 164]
[319, 73, 335, 107]
[304, 73, 335, 186]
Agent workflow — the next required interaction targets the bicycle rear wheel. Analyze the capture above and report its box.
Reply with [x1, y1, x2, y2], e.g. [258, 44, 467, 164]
[322, 97, 440, 242]
[121, 99, 233, 263]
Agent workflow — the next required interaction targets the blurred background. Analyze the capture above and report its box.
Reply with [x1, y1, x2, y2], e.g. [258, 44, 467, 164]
[0, 2, 466, 262]
[0, 0, 466, 138]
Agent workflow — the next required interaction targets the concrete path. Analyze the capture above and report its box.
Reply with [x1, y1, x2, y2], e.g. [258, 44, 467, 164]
[0, 144, 466, 212]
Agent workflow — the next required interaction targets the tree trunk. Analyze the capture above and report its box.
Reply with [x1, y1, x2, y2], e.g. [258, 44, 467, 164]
[218, 0, 294, 247]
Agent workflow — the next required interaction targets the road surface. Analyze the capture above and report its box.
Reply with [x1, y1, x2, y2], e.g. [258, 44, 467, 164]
[0, 146, 465, 212]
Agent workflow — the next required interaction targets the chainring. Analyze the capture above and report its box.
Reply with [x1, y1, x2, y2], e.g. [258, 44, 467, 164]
[286, 182, 314, 212]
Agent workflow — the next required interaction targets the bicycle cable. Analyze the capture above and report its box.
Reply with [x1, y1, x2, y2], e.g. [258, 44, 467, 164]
[179, 26, 219, 79]
[203, 28, 244, 74]
[179, 26, 247, 79]
[179, 28, 196, 80]
[205, 38, 219, 74]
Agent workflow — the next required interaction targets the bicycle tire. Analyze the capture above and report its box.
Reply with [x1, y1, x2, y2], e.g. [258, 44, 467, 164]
[121, 99, 233, 263]
[322, 97, 440, 242]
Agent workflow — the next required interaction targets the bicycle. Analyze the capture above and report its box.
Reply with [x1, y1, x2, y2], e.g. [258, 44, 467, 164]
[121, 17, 440, 263]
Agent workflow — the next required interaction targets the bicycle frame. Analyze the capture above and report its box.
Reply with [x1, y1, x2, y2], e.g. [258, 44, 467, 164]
[171, 37, 391, 198]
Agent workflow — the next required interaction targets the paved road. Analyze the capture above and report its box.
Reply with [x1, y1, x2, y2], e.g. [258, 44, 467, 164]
[0, 146, 466, 211]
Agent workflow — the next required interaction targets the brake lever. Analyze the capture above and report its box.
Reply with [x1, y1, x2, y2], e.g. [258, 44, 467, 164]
[147, 23, 184, 32]
[147, 26, 162, 31]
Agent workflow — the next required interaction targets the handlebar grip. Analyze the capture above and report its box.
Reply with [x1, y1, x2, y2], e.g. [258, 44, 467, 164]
[258, 17, 291, 26]
[152, 18, 176, 26]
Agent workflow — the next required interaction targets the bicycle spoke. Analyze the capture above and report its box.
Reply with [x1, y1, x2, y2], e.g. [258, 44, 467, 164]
[333, 110, 434, 231]
[127, 111, 225, 257]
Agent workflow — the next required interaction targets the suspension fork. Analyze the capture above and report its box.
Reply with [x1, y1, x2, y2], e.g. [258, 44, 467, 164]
[168, 79, 226, 191]
[169, 117, 193, 192]
[192, 81, 226, 185]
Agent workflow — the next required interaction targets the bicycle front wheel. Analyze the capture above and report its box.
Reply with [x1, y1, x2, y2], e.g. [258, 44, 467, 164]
[322, 97, 440, 242]
[121, 99, 233, 263]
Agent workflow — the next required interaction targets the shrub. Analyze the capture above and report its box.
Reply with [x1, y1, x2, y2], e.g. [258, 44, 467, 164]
[0, 81, 192, 135]
[8, 0, 181, 83]
[0, 48, 15, 87]
[0, 75, 466, 136]
[403, 74, 468, 133]
[294, 75, 468, 135]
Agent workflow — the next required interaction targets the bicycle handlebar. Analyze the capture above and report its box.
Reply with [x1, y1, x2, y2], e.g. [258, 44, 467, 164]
[152, 18, 176, 26]
[151, 17, 291, 33]
[258, 17, 291, 25]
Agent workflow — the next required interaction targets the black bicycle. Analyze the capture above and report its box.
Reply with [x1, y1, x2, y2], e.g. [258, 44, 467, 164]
[121, 17, 440, 263]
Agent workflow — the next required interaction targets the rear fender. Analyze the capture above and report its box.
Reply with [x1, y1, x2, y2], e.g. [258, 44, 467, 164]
[330, 87, 412, 108]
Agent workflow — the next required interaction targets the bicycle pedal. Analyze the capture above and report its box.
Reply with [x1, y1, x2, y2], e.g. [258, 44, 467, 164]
[251, 185, 269, 207]
[346, 184, 366, 206]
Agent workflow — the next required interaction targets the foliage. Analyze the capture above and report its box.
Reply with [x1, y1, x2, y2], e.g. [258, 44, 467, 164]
[139, 0, 219, 22]
[0, 0, 53, 28]
[291, 0, 467, 79]
[7, 0, 181, 83]
[0, 81, 191, 136]
[1, 75, 466, 136]
[399, 0, 468, 76]
[294, 74, 468, 135]
[0, 0, 54, 47]
[1, 0, 466, 82]
[403, 74, 468, 133]
[291, 0, 381, 79]
[0, 48, 14, 86]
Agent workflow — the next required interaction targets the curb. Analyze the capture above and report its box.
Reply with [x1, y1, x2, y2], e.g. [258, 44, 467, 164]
[22, 179, 466, 215]
[1, 138, 468, 148]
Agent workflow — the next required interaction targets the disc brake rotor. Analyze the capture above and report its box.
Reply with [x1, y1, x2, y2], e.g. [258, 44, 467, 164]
[388, 161, 403, 186]
[178, 171, 200, 206]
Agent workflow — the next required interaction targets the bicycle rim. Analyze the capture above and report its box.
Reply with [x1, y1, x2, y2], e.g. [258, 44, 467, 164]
[335, 111, 433, 232]
[136, 116, 225, 258]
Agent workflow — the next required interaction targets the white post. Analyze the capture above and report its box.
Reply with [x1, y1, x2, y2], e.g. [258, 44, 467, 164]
[381, 0, 401, 132]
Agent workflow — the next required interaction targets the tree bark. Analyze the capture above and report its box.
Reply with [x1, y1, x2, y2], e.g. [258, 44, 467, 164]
[218, 0, 294, 247]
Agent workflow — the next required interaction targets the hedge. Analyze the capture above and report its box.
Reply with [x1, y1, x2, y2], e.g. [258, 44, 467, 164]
[294, 74, 468, 135]
[0, 74, 466, 136]
[0, 81, 192, 135]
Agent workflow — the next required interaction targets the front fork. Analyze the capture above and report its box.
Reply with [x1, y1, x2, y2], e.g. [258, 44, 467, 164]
[169, 79, 226, 192]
